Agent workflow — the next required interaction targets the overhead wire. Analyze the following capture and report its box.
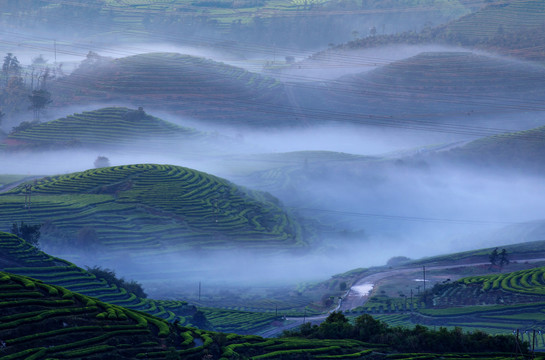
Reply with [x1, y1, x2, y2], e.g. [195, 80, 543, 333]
[289, 207, 519, 225]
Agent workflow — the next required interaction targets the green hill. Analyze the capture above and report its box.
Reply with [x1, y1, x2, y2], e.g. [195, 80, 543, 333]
[440, 125, 545, 173]
[0, 233, 532, 357]
[442, 0, 545, 42]
[338, 0, 545, 61]
[4, 107, 200, 150]
[53, 52, 291, 127]
[0, 232, 196, 326]
[0, 269, 521, 359]
[0, 270, 209, 359]
[0, 231, 295, 334]
[300, 51, 545, 125]
[0, 164, 305, 256]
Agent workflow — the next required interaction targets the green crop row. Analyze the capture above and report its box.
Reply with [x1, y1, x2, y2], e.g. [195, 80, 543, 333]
[459, 267, 545, 296]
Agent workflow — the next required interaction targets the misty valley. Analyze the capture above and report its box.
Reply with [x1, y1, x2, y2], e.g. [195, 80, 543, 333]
[2, 0, 545, 359]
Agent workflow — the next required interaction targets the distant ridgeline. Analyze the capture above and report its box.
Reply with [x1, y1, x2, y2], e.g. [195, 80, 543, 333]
[339, 0, 545, 61]
[52, 52, 292, 126]
[0, 164, 305, 256]
[3, 107, 201, 150]
[440, 125, 545, 174]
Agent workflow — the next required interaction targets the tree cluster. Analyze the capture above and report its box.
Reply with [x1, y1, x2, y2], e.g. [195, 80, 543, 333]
[284, 312, 528, 354]
[10, 221, 41, 247]
[85, 265, 147, 299]
[489, 247, 509, 269]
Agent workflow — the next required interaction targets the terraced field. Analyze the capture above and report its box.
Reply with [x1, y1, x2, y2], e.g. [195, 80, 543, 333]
[53, 53, 291, 126]
[442, 125, 545, 173]
[407, 267, 545, 349]
[0, 232, 196, 325]
[460, 267, 545, 298]
[442, 0, 545, 41]
[5, 107, 201, 150]
[0, 232, 313, 334]
[0, 270, 207, 359]
[0, 268, 426, 359]
[0, 164, 305, 255]
[1, 269, 385, 359]
[309, 51, 545, 125]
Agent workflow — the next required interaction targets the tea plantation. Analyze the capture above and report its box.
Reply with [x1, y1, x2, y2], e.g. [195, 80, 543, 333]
[0, 164, 305, 255]
[53, 53, 290, 126]
[4, 107, 201, 150]
[0, 232, 308, 334]
[0, 270, 527, 359]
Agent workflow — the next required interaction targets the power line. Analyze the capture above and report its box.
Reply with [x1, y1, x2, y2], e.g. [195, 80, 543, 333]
[289, 207, 518, 225]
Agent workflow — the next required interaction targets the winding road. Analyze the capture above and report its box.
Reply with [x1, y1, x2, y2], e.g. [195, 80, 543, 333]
[261, 256, 545, 338]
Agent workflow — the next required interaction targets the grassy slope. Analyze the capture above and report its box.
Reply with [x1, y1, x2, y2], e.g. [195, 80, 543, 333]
[302, 51, 545, 123]
[53, 53, 291, 127]
[0, 270, 204, 359]
[338, 241, 545, 348]
[408, 266, 545, 347]
[0, 164, 305, 256]
[440, 125, 545, 173]
[441, 0, 545, 41]
[0, 232, 195, 324]
[337, 0, 545, 61]
[0, 231, 305, 334]
[0, 269, 395, 359]
[0, 268, 524, 359]
[4, 107, 200, 150]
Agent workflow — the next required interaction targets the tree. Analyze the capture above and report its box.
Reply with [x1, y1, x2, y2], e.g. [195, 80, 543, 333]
[499, 249, 509, 269]
[2, 53, 21, 88]
[28, 89, 52, 121]
[489, 247, 498, 267]
[94, 156, 111, 168]
[10, 221, 41, 247]
[191, 310, 208, 329]
[86, 265, 147, 299]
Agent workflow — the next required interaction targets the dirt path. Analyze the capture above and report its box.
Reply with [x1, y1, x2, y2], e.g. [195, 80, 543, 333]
[0, 177, 39, 193]
[262, 257, 545, 338]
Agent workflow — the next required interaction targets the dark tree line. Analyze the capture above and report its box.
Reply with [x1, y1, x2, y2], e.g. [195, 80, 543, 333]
[284, 312, 528, 354]
[10, 221, 41, 247]
[85, 265, 147, 299]
[0, 52, 54, 125]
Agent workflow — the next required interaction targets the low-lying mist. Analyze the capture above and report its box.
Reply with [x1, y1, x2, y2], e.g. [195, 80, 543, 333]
[3, 40, 545, 299]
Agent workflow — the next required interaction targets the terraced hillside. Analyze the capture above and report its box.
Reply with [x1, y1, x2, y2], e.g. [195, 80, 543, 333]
[0, 164, 304, 255]
[0, 270, 525, 359]
[338, 0, 545, 61]
[440, 125, 545, 173]
[407, 266, 545, 346]
[292, 51, 545, 128]
[0, 232, 197, 325]
[0, 231, 302, 334]
[0, 271, 211, 359]
[441, 0, 545, 42]
[53, 53, 292, 127]
[4, 107, 201, 150]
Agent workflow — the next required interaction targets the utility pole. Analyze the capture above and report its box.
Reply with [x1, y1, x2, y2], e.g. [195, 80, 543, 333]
[24, 184, 32, 211]
[410, 289, 413, 311]
[198, 281, 201, 301]
[423, 266, 426, 292]
[303, 308, 306, 323]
